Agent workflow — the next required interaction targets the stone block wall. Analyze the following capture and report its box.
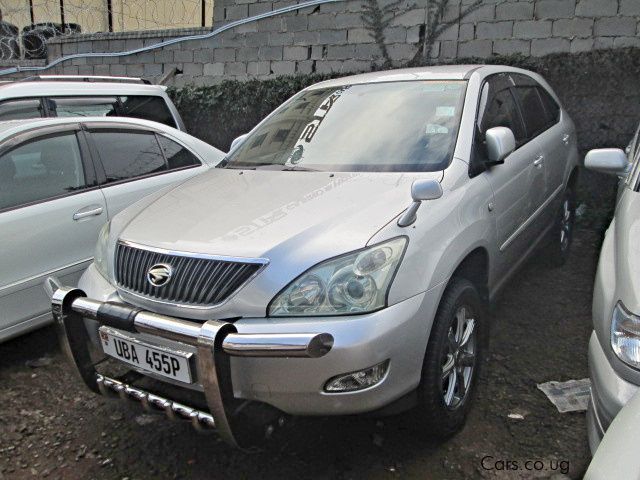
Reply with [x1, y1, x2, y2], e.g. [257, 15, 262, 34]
[0, 0, 638, 85]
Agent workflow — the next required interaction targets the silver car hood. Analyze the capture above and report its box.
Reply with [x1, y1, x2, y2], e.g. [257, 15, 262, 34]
[119, 168, 442, 259]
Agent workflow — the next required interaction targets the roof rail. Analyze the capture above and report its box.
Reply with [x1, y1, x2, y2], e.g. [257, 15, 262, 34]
[17, 75, 152, 85]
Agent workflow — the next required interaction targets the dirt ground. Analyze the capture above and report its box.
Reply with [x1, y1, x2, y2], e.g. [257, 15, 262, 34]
[0, 227, 600, 480]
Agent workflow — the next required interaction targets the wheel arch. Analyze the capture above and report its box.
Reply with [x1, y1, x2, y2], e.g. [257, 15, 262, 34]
[449, 247, 490, 304]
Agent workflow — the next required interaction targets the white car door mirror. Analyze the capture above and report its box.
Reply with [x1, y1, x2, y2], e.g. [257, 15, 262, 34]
[584, 148, 630, 176]
[230, 133, 248, 151]
[398, 179, 443, 227]
[485, 127, 516, 166]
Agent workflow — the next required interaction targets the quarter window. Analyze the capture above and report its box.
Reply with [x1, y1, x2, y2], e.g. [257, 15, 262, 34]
[0, 98, 43, 121]
[92, 130, 167, 183]
[0, 132, 86, 210]
[157, 135, 201, 169]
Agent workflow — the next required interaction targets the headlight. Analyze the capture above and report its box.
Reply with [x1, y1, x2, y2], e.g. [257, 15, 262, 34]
[94, 221, 111, 280]
[611, 301, 640, 368]
[268, 237, 407, 317]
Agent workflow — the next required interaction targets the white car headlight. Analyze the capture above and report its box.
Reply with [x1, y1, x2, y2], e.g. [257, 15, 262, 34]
[94, 221, 111, 280]
[268, 237, 407, 317]
[611, 301, 640, 368]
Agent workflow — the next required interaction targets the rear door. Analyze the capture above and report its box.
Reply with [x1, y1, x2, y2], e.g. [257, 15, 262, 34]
[85, 124, 204, 217]
[0, 125, 107, 340]
[512, 74, 568, 229]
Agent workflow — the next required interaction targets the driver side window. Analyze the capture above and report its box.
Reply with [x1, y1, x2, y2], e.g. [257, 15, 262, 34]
[478, 81, 525, 144]
[470, 76, 526, 176]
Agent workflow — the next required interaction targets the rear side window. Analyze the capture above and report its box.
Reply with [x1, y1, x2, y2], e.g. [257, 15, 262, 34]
[538, 88, 561, 125]
[0, 99, 43, 121]
[0, 132, 86, 210]
[49, 96, 119, 117]
[157, 135, 201, 169]
[120, 96, 176, 128]
[513, 86, 549, 138]
[92, 130, 166, 183]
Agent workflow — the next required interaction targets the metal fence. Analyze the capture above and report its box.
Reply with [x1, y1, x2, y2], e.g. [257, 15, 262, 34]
[0, 0, 343, 76]
[1, 0, 215, 61]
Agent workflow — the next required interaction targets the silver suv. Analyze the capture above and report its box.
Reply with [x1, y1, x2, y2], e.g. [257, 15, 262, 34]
[53, 65, 579, 447]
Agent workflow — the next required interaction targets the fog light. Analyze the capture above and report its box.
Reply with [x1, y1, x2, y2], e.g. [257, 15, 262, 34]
[324, 360, 390, 392]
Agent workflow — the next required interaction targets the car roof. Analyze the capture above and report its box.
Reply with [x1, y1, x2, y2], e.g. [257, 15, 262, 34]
[0, 80, 168, 99]
[0, 116, 178, 139]
[309, 65, 484, 89]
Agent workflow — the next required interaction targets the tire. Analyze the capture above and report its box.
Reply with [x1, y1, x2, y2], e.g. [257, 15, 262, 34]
[414, 277, 486, 439]
[545, 186, 575, 267]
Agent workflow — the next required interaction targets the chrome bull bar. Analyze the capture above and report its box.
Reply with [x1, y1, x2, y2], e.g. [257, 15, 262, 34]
[51, 286, 334, 448]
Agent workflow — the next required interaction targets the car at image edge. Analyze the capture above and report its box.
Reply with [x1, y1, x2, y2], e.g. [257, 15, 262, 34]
[585, 121, 640, 452]
[52, 65, 579, 448]
[0, 75, 185, 129]
[0, 116, 224, 341]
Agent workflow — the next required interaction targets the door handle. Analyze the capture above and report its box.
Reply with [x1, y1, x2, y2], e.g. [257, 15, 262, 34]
[562, 133, 570, 145]
[533, 155, 544, 167]
[73, 206, 103, 221]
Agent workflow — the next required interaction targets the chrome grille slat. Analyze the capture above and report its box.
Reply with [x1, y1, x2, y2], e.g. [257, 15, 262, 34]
[195, 261, 226, 304]
[114, 242, 265, 307]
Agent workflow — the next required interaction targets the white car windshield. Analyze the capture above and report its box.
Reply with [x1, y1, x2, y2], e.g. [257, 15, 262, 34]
[221, 80, 467, 172]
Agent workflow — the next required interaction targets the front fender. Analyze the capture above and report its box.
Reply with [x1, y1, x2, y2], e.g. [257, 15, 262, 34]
[371, 158, 496, 306]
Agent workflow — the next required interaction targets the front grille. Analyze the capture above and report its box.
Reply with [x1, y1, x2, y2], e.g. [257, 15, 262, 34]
[114, 242, 266, 307]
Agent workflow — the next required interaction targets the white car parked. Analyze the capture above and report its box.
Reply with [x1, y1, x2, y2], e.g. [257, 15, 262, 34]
[0, 117, 224, 341]
[0, 75, 185, 130]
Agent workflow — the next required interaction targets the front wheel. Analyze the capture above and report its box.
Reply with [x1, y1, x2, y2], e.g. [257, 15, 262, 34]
[414, 277, 486, 439]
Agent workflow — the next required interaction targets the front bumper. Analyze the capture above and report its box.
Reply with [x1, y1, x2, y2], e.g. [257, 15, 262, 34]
[587, 331, 639, 453]
[53, 281, 436, 447]
[52, 286, 334, 447]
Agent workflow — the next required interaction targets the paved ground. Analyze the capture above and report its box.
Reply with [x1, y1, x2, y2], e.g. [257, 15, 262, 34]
[0, 227, 601, 480]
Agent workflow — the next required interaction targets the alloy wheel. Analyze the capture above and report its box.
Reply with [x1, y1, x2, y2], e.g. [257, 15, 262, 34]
[559, 198, 572, 253]
[442, 305, 477, 409]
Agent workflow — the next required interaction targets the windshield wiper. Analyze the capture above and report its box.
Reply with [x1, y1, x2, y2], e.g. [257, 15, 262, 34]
[252, 164, 320, 172]
[218, 162, 319, 171]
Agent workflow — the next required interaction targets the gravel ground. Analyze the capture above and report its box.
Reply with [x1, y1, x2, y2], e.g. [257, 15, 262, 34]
[0, 227, 600, 480]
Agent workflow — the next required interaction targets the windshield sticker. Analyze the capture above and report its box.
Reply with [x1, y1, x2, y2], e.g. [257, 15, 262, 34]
[285, 86, 351, 166]
[426, 124, 449, 134]
[436, 106, 456, 117]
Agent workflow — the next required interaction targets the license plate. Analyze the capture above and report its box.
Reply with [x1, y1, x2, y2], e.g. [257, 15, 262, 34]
[99, 327, 194, 384]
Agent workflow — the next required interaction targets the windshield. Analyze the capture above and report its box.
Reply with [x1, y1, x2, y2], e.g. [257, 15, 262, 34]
[221, 80, 467, 172]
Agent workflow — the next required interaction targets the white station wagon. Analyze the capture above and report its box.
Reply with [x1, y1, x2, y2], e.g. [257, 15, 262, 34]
[52, 65, 579, 448]
[0, 117, 224, 341]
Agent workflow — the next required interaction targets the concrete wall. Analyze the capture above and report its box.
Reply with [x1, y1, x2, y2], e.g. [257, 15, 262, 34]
[1, 0, 639, 85]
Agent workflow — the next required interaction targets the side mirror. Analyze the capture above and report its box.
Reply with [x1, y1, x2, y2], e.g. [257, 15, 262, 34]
[485, 126, 516, 165]
[398, 179, 443, 227]
[411, 178, 444, 202]
[230, 133, 248, 151]
[584, 148, 630, 176]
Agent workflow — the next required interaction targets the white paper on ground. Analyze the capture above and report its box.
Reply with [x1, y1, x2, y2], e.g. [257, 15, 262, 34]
[537, 378, 591, 413]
